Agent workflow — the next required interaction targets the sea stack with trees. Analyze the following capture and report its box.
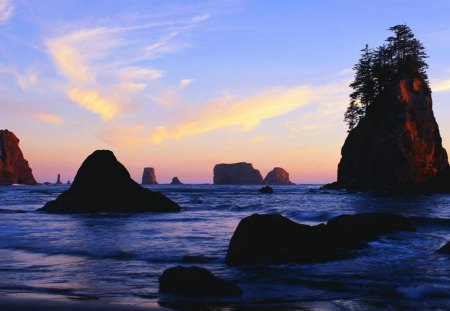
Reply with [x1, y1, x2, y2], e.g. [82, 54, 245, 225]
[326, 24, 449, 192]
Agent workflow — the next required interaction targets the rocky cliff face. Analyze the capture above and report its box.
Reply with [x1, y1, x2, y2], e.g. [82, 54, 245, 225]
[213, 163, 263, 184]
[334, 76, 448, 191]
[142, 167, 158, 184]
[264, 167, 294, 185]
[0, 129, 37, 185]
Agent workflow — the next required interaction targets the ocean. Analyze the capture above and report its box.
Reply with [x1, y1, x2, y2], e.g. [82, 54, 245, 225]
[0, 184, 449, 310]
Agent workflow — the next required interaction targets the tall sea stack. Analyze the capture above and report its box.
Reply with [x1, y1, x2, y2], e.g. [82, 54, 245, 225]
[0, 129, 37, 185]
[334, 76, 448, 191]
[142, 167, 158, 184]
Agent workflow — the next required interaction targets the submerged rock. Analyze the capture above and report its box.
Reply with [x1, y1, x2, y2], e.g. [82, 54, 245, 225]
[437, 242, 450, 254]
[213, 162, 263, 184]
[264, 167, 294, 185]
[159, 266, 242, 296]
[0, 129, 37, 185]
[170, 177, 183, 185]
[225, 213, 415, 266]
[142, 167, 158, 184]
[327, 76, 448, 192]
[38, 150, 180, 213]
[259, 186, 274, 194]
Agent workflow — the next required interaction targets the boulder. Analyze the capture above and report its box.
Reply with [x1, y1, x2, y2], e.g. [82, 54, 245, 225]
[437, 242, 450, 254]
[213, 162, 263, 184]
[170, 177, 183, 185]
[159, 266, 242, 296]
[327, 76, 448, 192]
[259, 186, 273, 194]
[38, 150, 180, 213]
[0, 129, 37, 185]
[55, 173, 62, 185]
[142, 167, 158, 184]
[264, 167, 294, 185]
[225, 213, 415, 266]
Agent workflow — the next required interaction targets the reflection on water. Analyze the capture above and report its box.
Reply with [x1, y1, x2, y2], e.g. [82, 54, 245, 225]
[0, 184, 449, 309]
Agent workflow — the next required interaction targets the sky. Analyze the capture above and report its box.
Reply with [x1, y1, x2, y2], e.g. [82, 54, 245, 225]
[1, 0, 450, 184]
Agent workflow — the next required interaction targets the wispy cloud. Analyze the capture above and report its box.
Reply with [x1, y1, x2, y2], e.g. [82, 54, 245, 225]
[0, 66, 38, 90]
[45, 13, 209, 120]
[150, 78, 194, 107]
[433, 79, 450, 92]
[0, 0, 14, 24]
[67, 87, 119, 120]
[151, 85, 313, 144]
[35, 113, 62, 125]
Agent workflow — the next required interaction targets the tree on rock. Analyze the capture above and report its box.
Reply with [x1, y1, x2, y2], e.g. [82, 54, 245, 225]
[345, 24, 429, 131]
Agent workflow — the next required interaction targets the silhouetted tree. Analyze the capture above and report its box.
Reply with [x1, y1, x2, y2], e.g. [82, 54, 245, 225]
[345, 45, 375, 130]
[345, 24, 429, 131]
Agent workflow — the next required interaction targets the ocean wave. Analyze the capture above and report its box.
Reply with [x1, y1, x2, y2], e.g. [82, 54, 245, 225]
[397, 284, 450, 299]
[0, 208, 29, 214]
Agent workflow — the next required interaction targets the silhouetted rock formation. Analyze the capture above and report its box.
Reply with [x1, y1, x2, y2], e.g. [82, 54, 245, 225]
[159, 266, 242, 296]
[264, 167, 294, 185]
[38, 150, 180, 213]
[225, 213, 415, 266]
[213, 162, 263, 184]
[170, 176, 183, 185]
[142, 167, 158, 184]
[327, 76, 448, 192]
[259, 186, 273, 194]
[437, 242, 450, 254]
[55, 173, 62, 185]
[0, 129, 36, 185]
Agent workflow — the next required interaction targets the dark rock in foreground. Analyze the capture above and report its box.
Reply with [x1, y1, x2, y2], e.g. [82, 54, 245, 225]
[264, 167, 294, 185]
[213, 162, 263, 184]
[437, 242, 450, 254]
[259, 186, 273, 194]
[225, 213, 415, 266]
[142, 167, 158, 184]
[38, 150, 180, 213]
[329, 76, 448, 192]
[170, 177, 183, 185]
[159, 266, 242, 296]
[0, 129, 37, 185]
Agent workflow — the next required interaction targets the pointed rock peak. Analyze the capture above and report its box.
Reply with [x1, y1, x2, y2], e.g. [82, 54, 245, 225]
[170, 176, 183, 185]
[39, 149, 180, 213]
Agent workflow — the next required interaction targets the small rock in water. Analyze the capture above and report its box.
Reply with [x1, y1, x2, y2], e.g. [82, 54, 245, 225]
[260, 186, 274, 194]
[437, 242, 450, 254]
[170, 176, 183, 185]
[159, 266, 242, 296]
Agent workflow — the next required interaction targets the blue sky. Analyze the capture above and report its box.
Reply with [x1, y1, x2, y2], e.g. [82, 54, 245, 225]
[1, 0, 450, 183]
